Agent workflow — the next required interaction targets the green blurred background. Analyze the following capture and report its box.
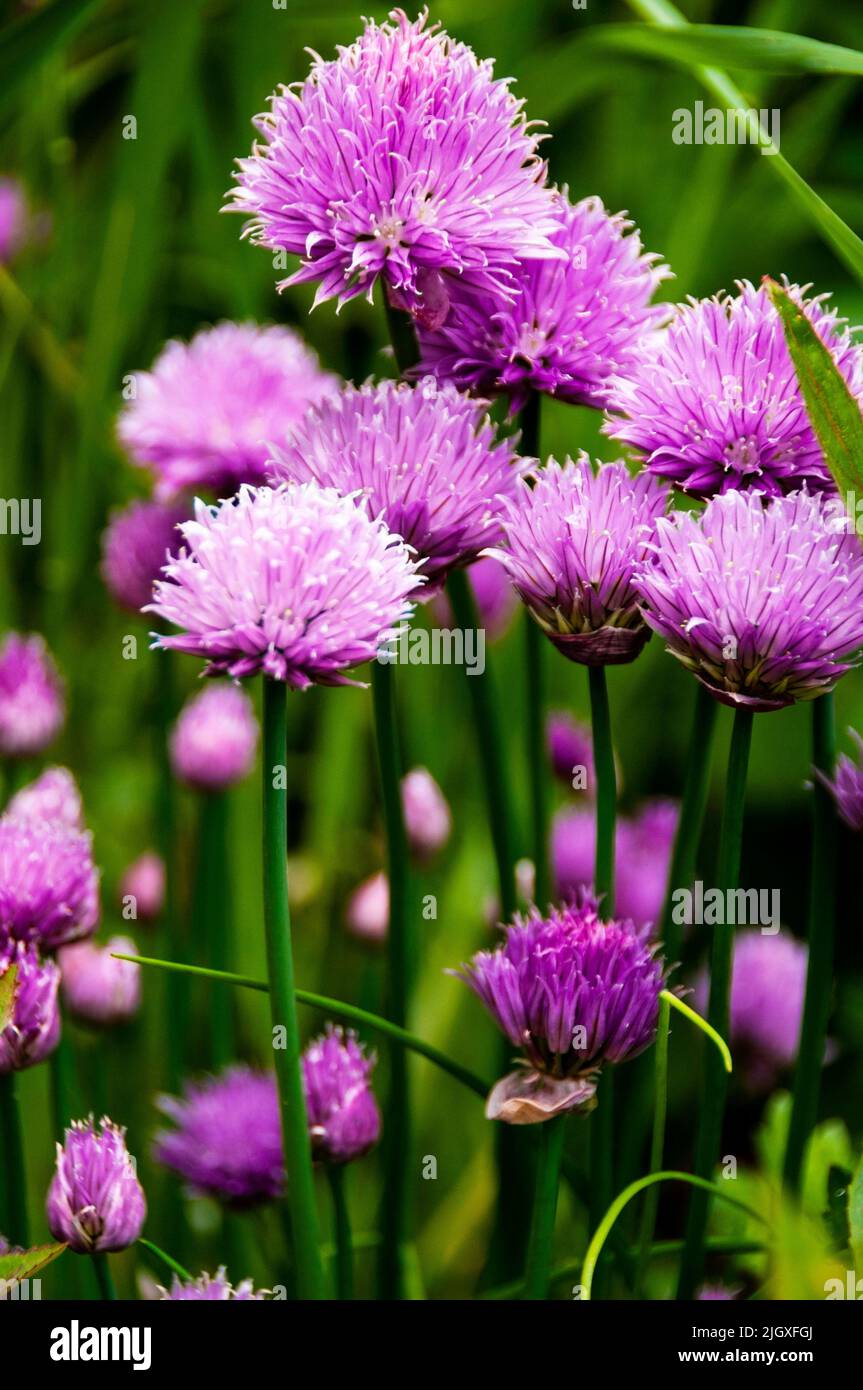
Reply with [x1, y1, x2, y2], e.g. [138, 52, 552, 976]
[2, 0, 863, 1298]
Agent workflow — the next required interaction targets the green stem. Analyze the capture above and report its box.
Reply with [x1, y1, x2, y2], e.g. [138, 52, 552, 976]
[676, 704, 754, 1300]
[587, 664, 617, 1295]
[262, 677, 325, 1300]
[137, 1238, 193, 1283]
[328, 1165, 354, 1300]
[447, 569, 518, 920]
[115, 953, 491, 1100]
[784, 693, 837, 1190]
[523, 1115, 567, 1299]
[588, 666, 616, 915]
[198, 792, 233, 1068]
[49, 1034, 77, 1137]
[0, 1072, 28, 1247]
[92, 1252, 117, 1301]
[371, 661, 412, 1300]
[519, 394, 550, 908]
[154, 646, 183, 1093]
[383, 294, 421, 374]
[583, 1169, 766, 1301]
[635, 683, 719, 1291]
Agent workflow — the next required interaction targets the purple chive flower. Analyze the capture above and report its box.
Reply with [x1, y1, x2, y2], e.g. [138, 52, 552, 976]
[267, 378, 521, 596]
[0, 817, 99, 952]
[819, 729, 863, 832]
[694, 930, 808, 1094]
[154, 1067, 284, 1206]
[159, 1268, 265, 1300]
[118, 852, 165, 923]
[454, 898, 666, 1123]
[345, 871, 389, 946]
[117, 323, 338, 500]
[0, 177, 27, 263]
[0, 942, 61, 1074]
[6, 767, 84, 829]
[546, 712, 594, 790]
[149, 482, 421, 686]
[487, 456, 668, 666]
[429, 555, 518, 640]
[634, 489, 863, 712]
[169, 684, 259, 792]
[58, 935, 141, 1029]
[605, 279, 863, 497]
[302, 1026, 381, 1165]
[46, 1117, 146, 1253]
[100, 499, 188, 614]
[401, 767, 451, 862]
[417, 193, 670, 413]
[0, 633, 65, 758]
[227, 8, 560, 324]
[552, 800, 678, 930]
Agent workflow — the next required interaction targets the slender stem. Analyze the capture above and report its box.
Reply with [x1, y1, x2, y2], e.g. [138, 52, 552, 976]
[634, 683, 719, 1290]
[588, 666, 616, 915]
[328, 1166, 354, 1300]
[0, 1072, 28, 1247]
[371, 661, 412, 1300]
[635, 995, 670, 1295]
[154, 646, 183, 1093]
[587, 664, 617, 1295]
[137, 1238, 193, 1283]
[262, 677, 325, 1300]
[115, 953, 491, 1100]
[49, 1034, 76, 1137]
[92, 1252, 117, 1301]
[447, 569, 518, 920]
[519, 394, 549, 907]
[198, 792, 233, 1068]
[523, 1115, 567, 1299]
[784, 693, 837, 1190]
[383, 294, 421, 374]
[676, 704, 754, 1300]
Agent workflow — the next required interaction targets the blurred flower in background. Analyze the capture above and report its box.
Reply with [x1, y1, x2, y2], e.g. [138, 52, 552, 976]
[6, 767, 84, 829]
[100, 499, 188, 615]
[0, 633, 65, 758]
[546, 711, 594, 791]
[59, 934, 141, 1028]
[0, 817, 99, 951]
[552, 800, 678, 930]
[169, 683, 259, 792]
[345, 871, 389, 946]
[118, 852, 165, 924]
[818, 728, 863, 832]
[401, 766, 451, 863]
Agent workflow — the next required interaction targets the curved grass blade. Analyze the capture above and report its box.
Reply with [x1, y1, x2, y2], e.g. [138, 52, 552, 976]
[581, 1170, 766, 1300]
[137, 1238, 193, 1284]
[113, 954, 490, 1100]
[661, 990, 733, 1074]
[588, 24, 863, 78]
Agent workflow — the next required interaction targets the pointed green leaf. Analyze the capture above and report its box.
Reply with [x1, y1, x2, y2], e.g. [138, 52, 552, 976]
[589, 25, 863, 77]
[765, 278, 863, 502]
[0, 1243, 67, 1285]
[0, 962, 17, 1032]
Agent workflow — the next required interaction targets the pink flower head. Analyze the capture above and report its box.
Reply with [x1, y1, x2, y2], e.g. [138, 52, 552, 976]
[267, 378, 521, 596]
[148, 482, 421, 686]
[546, 712, 594, 789]
[47, 1117, 146, 1254]
[553, 799, 678, 930]
[6, 767, 84, 830]
[0, 633, 65, 758]
[0, 817, 99, 952]
[417, 193, 670, 413]
[302, 1026, 381, 1164]
[59, 935, 141, 1029]
[401, 766, 451, 862]
[818, 728, 863, 832]
[634, 489, 863, 711]
[487, 456, 668, 665]
[117, 322, 338, 500]
[100, 499, 188, 614]
[227, 8, 560, 323]
[605, 280, 863, 497]
[0, 942, 61, 1075]
[159, 1268, 265, 1300]
[345, 871, 389, 946]
[118, 852, 165, 923]
[170, 684, 258, 792]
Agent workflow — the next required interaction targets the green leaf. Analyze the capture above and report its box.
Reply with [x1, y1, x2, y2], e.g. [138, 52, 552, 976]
[0, 1243, 67, 1285]
[589, 24, 863, 77]
[0, 0, 101, 120]
[826, 1165, 852, 1252]
[0, 961, 17, 1032]
[765, 278, 863, 501]
[849, 1149, 863, 1270]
